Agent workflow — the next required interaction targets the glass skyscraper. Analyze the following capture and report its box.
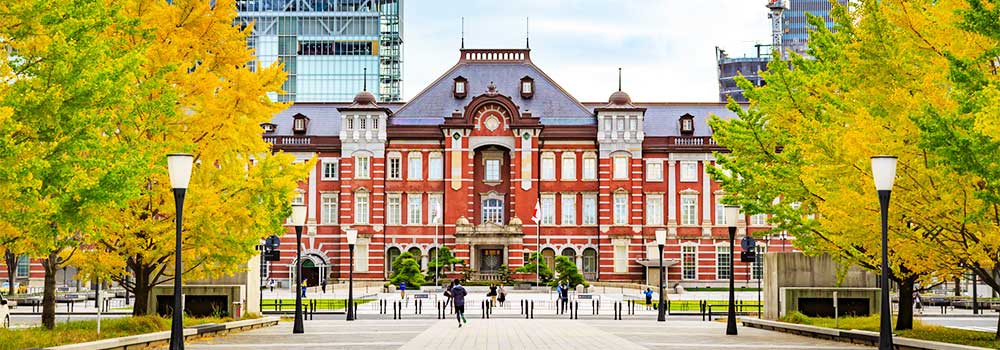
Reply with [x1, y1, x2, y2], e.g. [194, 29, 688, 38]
[781, 0, 847, 56]
[237, 0, 402, 102]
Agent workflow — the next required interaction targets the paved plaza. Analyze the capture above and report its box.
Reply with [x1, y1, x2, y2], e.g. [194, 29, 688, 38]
[176, 318, 871, 350]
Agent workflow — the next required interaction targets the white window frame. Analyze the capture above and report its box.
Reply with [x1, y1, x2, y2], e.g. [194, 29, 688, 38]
[407, 152, 423, 180]
[355, 241, 369, 272]
[646, 160, 663, 181]
[522, 81, 532, 94]
[482, 197, 504, 225]
[613, 244, 628, 273]
[407, 193, 422, 225]
[681, 245, 697, 280]
[561, 194, 576, 226]
[386, 193, 401, 225]
[354, 191, 369, 224]
[16, 255, 29, 278]
[322, 160, 338, 180]
[428, 194, 443, 225]
[751, 214, 767, 226]
[716, 196, 728, 225]
[561, 153, 576, 180]
[541, 194, 556, 225]
[541, 153, 555, 180]
[582, 153, 597, 180]
[613, 192, 628, 225]
[387, 153, 401, 180]
[716, 245, 732, 280]
[485, 158, 501, 182]
[582, 194, 597, 225]
[680, 161, 698, 182]
[321, 193, 338, 225]
[646, 194, 663, 225]
[372, 117, 379, 130]
[613, 156, 629, 180]
[455, 81, 465, 94]
[680, 195, 698, 226]
[428, 152, 443, 180]
[355, 155, 370, 179]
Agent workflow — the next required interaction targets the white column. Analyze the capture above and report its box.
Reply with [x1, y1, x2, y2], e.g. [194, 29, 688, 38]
[667, 160, 677, 224]
[308, 161, 318, 222]
[701, 161, 711, 224]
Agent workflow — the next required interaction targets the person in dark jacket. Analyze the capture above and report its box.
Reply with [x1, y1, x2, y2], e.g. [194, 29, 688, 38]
[451, 279, 468, 327]
[487, 284, 498, 307]
[558, 282, 569, 313]
[644, 288, 654, 310]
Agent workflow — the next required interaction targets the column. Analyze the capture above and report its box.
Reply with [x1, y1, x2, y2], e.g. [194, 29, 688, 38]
[667, 160, 677, 236]
[701, 161, 712, 237]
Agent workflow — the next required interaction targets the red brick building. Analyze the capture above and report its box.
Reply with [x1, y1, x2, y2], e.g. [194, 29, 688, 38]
[257, 48, 792, 289]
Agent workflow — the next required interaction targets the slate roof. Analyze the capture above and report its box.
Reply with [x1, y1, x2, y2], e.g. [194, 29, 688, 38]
[268, 102, 403, 136]
[582, 102, 746, 137]
[391, 62, 594, 126]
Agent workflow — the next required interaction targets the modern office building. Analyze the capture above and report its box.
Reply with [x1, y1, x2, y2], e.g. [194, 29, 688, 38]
[235, 0, 403, 102]
[781, 0, 848, 56]
[716, 45, 770, 103]
[255, 48, 793, 289]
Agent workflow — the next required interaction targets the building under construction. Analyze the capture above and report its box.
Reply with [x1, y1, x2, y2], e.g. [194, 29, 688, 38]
[236, 0, 403, 102]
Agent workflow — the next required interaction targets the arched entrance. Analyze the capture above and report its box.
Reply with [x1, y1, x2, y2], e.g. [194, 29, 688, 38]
[386, 247, 402, 276]
[301, 259, 319, 287]
[582, 248, 598, 280]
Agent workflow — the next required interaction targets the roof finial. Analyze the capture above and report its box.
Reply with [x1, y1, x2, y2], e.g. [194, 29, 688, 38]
[618, 67, 622, 92]
[526, 17, 530, 49]
[461, 17, 465, 49]
[363, 67, 367, 92]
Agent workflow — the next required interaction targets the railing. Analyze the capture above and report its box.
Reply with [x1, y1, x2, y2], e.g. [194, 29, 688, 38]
[460, 49, 530, 62]
[263, 136, 311, 145]
[583, 272, 598, 281]
[670, 136, 717, 146]
[471, 273, 503, 281]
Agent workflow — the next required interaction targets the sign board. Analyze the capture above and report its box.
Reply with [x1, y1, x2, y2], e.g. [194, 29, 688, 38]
[740, 250, 757, 263]
[414, 293, 430, 299]
[741, 236, 757, 251]
[577, 294, 593, 300]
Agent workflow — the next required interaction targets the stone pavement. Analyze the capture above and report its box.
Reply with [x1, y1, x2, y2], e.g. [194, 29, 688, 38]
[179, 318, 871, 350]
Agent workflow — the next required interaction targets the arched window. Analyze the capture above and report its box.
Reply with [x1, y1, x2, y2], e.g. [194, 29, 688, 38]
[582, 248, 598, 275]
[482, 198, 504, 225]
[560, 247, 575, 259]
[407, 247, 423, 270]
[386, 247, 401, 274]
[541, 248, 556, 271]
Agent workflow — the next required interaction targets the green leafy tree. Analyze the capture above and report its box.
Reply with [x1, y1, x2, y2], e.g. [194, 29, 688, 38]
[426, 247, 463, 283]
[389, 252, 426, 288]
[552, 256, 588, 288]
[497, 264, 514, 286]
[515, 252, 553, 285]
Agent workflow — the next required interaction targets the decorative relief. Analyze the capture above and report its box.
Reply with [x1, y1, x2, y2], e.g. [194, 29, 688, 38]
[484, 116, 500, 131]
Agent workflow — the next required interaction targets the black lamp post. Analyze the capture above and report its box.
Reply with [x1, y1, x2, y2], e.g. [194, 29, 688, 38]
[655, 229, 667, 322]
[724, 205, 741, 336]
[167, 153, 194, 350]
[871, 155, 898, 350]
[290, 204, 307, 334]
[346, 228, 358, 321]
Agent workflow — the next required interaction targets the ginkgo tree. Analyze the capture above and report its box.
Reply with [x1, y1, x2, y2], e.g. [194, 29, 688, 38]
[70, 0, 311, 316]
[707, 0, 988, 331]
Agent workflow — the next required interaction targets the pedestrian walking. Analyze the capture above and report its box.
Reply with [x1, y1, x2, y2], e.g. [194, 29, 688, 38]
[400, 281, 407, 300]
[559, 282, 569, 313]
[913, 291, 923, 315]
[644, 288, 654, 310]
[268, 278, 275, 293]
[302, 279, 308, 298]
[443, 280, 455, 309]
[321, 279, 327, 294]
[451, 279, 468, 327]
[497, 285, 507, 307]
[487, 284, 498, 307]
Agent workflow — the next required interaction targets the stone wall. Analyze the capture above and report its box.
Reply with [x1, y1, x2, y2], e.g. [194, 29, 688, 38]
[763, 252, 877, 319]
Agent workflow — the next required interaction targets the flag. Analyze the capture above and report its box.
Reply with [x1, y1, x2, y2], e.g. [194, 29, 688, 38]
[531, 200, 541, 223]
[433, 201, 442, 224]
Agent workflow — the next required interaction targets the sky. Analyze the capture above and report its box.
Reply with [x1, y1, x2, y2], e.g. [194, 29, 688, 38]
[401, 0, 773, 103]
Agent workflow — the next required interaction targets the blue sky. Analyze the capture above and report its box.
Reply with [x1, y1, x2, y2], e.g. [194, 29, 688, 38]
[401, 0, 772, 102]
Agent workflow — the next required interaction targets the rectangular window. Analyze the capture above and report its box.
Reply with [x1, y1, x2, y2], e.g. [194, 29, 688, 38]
[541, 195, 555, 225]
[646, 195, 663, 225]
[428, 153, 443, 180]
[541, 155, 555, 180]
[355, 156, 370, 179]
[616, 118, 625, 131]
[292, 192, 305, 205]
[583, 195, 597, 225]
[681, 246, 697, 280]
[387, 156, 401, 179]
[716, 245, 731, 280]
[355, 242, 369, 272]
[646, 161, 662, 181]
[322, 161, 338, 180]
[629, 118, 637, 131]
[604, 119, 612, 132]
[561, 194, 576, 226]
[751, 214, 767, 226]
[354, 192, 369, 224]
[407, 153, 422, 180]
[455, 81, 465, 94]
[16, 255, 29, 278]
[428, 194, 443, 224]
[485, 159, 500, 182]
[752, 245, 766, 279]
[681, 195, 698, 225]
[522, 82, 532, 94]
[613, 156, 628, 179]
[482, 198, 503, 225]
[614, 192, 628, 225]
[321, 194, 337, 224]
[716, 196, 727, 225]
[680, 161, 698, 182]
[360, 117, 366, 130]
[561, 154, 576, 180]
[407, 194, 422, 225]
[372, 118, 379, 130]
[386, 194, 401, 225]
[614, 244, 628, 273]
[582, 156, 597, 180]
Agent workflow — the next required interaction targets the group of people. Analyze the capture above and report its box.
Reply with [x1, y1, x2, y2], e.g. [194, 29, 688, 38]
[263, 278, 329, 298]
[438, 281, 510, 328]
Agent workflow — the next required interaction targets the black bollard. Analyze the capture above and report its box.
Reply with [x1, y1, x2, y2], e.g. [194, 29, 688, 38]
[575, 301, 579, 319]
[597, 300, 600, 315]
[481, 300, 486, 319]
[487, 300, 491, 319]
[530, 300, 534, 319]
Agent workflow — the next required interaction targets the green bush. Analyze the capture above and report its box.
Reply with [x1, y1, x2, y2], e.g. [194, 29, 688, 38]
[389, 252, 426, 288]
[551, 255, 588, 288]
[426, 246, 463, 283]
[515, 252, 553, 283]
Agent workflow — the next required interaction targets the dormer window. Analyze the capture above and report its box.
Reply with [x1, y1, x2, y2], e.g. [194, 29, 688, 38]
[261, 123, 276, 133]
[679, 113, 695, 135]
[292, 113, 309, 134]
[453, 76, 468, 99]
[520, 76, 534, 98]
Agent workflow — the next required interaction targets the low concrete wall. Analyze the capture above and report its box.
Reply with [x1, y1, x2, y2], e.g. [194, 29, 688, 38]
[764, 253, 877, 319]
[46, 317, 279, 350]
[743, 318, 990, 350]
[782, 287, 879, 318]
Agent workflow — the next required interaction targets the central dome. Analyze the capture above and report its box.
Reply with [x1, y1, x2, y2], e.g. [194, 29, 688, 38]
[609, 90, 631, 105]
[353, 90, 377, 105]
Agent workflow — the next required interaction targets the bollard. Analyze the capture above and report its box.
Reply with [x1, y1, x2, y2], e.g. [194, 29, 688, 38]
[393, 301, 398, 319]
[530, 300, 534, 319]
[481, 300, 486, 319]
[354, 302, 359, 318]
[597, 300, 600, 315]
[568, 301, 573, 319]
[487, 300, 491, 319]
[575, 301, 579, 319]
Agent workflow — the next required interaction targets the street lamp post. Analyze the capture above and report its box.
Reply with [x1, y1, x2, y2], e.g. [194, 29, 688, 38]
[656, 229, 667, 322]
[290, 204, 307, 334]
[871, 155, 898, 350]
[346, 229, 358, 321]
[166, 154, 194, 350]
[725, 205, 741, 336]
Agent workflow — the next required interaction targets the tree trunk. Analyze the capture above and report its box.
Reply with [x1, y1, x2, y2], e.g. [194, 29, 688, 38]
[4, 251, 15, 296]
[41, 251, 59, 329]
[954, 277, 962, 296]
[130, 262, 153, 316]
[896, 278, 915, 331]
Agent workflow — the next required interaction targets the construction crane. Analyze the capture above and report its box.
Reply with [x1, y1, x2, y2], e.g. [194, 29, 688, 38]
[766, 0, 790, 58]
